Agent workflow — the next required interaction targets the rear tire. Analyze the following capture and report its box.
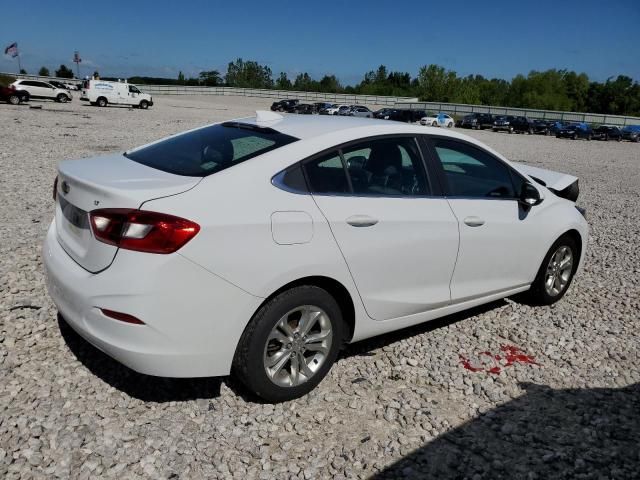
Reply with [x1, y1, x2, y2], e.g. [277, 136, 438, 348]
[97, 97, 107, 107]
[8, 94, 20, 105]
[232, 285, 345, 402]
[523, 234, 579, 306]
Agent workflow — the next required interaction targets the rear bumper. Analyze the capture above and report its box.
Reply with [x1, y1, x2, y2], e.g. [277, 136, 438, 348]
[43, 219, 262, 377]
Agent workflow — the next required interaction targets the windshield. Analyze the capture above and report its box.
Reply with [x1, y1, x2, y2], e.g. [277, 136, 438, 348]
[125, 123, 298, 177]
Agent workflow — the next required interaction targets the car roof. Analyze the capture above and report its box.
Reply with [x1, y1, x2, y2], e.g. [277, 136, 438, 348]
[235, 112, 478, 142]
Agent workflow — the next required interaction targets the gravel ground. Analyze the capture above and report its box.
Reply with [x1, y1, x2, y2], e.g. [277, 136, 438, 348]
[1, 96, 639, 479]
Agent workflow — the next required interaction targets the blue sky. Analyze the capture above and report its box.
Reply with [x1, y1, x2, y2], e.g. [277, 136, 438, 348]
[2, 0, 639, 84]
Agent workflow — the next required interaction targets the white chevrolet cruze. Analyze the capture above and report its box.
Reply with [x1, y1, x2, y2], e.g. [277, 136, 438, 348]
[44, 112, 588, 402]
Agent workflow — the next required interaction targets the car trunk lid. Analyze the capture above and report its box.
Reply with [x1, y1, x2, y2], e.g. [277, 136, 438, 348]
[55, 153, 201, 273]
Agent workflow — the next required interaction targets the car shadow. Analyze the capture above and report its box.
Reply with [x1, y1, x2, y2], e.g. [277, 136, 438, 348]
[57, 299, 510, 404]
[372, 382, 640, 479]
[341, 299, 507, 360]
[57, 314, 222, 402]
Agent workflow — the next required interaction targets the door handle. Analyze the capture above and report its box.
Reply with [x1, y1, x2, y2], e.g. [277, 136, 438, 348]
[346, 215, 378, 227]
[464, 216, 485, 227]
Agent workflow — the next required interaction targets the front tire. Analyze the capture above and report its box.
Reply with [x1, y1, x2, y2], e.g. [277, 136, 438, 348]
[56, 94, 69, 103]
[232, 286, 345, 402]
[139, 100, 149, 109]
[524, 235, 579, 305]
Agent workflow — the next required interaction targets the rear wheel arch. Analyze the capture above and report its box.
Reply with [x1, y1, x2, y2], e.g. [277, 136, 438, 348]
[252, 276, 356, 342]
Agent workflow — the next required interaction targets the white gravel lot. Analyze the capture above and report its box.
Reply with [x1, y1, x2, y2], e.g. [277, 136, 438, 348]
[1, 95, 639, 479]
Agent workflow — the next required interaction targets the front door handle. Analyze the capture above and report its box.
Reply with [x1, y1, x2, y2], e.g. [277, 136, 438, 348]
[464, 216, 485, 227]
[346, 215, 378, 227]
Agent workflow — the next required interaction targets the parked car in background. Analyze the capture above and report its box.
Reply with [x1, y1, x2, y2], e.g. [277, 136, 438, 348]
[511, 117, 536, 134]
[492, 115, 516, 133]
[1, 84, 30, 104]
[461, 113, 494, 130]
[621, 125, 640, 142]
[592, 125, 623, 141]
[531, 119, 553, 135]
[294, 103, 314, 115]
[11, 79, 72, 103]
[44, 112, 587, 402]
[348, 106, 373, 118]
[374, 108, 395, 119]
[313, 102, 333, 114]
[386, 109, 427, 123]
[556, 122, 593, 140]
[318, 104, 338, 115]
[325, 104, 347, 115]
[420, 113, 454, 127]
[81, 80, 153, 109]
[271, 99, 299, 112]
[49, 80, 72, 91]
[64, 82, 80, 91]
[336, 105, 352, 116]
[546, 121, 566, 136]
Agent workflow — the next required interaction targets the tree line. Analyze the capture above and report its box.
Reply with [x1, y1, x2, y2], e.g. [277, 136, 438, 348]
[28, 59, 640, 116]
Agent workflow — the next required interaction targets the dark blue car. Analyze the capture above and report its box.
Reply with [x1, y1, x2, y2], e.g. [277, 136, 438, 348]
[556, 122, 593, 140]
[621, 125, 640, 142]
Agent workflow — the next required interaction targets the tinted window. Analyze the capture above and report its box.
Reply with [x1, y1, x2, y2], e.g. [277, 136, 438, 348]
[343, 137, 429, 196]
[125, 123, 298, 177]
[304, 151, 349, 194]
[433, 139, 516, 199]
[21, 81, 37, 87]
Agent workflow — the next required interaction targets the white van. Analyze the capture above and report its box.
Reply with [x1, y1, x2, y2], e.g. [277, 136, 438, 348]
[80, 79, 153, 109]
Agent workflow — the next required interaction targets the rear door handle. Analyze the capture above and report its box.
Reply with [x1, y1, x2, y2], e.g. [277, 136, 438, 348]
[346, 215, 378, 227]
[463, 216, 485, 227]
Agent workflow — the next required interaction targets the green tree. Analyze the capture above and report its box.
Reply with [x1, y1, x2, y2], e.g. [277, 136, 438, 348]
[19, 68, 27, 75]
[293, 72, 316, 91]
[38, 67, 50, 76]
[225, 58, 273, 88]
[275, 72, 292, 90]
[177, 71, 185, 84]
[55, 64, 74, 79]
[319, 75, 342, 93]
[416, 64, 458, 102]
[198, 70, 221, 86]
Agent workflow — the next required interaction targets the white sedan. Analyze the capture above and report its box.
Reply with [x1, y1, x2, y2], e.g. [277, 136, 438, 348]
[420, 112, 454, 127]
[44, 111, 588, 402]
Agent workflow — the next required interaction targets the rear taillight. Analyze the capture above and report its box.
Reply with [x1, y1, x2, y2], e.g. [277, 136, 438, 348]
[89, 209, 200, 254]
[53, 176, 58, 201]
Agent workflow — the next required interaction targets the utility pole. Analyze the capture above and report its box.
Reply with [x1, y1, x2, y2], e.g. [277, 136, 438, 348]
[73, 51, 81, 78]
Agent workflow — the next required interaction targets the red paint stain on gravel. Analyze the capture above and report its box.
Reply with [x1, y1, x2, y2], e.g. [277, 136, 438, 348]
[459, 344, 540, 375]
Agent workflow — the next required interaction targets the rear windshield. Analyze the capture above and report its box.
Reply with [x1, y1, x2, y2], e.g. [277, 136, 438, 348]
[125, 122, 298, 177]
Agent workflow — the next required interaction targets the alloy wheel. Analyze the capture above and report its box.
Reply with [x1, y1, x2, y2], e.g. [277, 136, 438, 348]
[544, 246, 573, 296]
[263, 305, 333, 387]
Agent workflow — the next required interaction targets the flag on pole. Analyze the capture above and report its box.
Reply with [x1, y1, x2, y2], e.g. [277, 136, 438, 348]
[4, 42, 18, 58]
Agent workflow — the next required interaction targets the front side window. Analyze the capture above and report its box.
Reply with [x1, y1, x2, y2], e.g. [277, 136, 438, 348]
[433, 139, 516, 199]
[125, 123, 298, 177]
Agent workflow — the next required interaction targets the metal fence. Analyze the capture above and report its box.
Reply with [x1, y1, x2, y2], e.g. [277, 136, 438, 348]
[138, 84, 418, 106]
[393, 101, 640, 127]
[3, 71, 639, 125]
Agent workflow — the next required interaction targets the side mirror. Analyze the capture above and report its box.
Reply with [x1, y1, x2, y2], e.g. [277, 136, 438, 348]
[519, 182, 543, 207]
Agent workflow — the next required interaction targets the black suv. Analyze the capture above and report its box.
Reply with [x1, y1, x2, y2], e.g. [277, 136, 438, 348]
[492, 115, 516, 133]
[592, 125, 623, 141]
[461, 113, 494, 130]
[386, 109, 427, 123]
[270, 99, 299, 112]
[510, 116, 536, 134]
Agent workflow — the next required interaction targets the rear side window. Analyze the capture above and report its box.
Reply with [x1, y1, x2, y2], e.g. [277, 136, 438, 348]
[302, 137, 430, 196]
[125, 123, 298, 177]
